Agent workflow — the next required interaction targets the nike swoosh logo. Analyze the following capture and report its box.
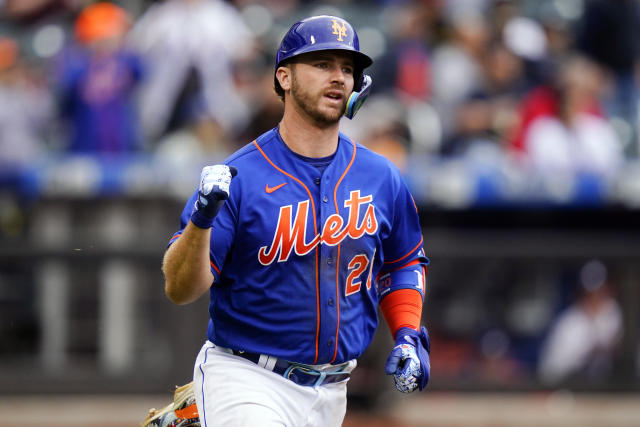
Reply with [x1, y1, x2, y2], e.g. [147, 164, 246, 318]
[265, 182, 287, 194]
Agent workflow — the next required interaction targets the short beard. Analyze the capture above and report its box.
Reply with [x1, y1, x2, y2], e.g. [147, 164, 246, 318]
[290, 71, 346, 127]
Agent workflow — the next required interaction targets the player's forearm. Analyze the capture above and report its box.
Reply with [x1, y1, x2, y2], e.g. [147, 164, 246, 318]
[380, 288, 423, 337]
[162, 222, 215, 305]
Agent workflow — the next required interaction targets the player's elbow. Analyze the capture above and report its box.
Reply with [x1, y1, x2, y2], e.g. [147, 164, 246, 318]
[162, 254, 192, 305]
[161, 246, 212, 305]
[164, 279, 189, 305]
[163, 272, 211, 305]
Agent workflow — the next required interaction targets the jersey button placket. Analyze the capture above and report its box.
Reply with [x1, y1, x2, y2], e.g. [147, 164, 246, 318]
[318, 176, 337, 362]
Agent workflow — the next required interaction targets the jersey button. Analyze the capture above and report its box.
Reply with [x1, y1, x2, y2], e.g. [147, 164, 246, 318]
[327, 257, 333, 265]
[327, 338, 334, 347]
[328, 298, 334, 306]
[315, 177, 321, 185]
[323, 196, 328, 203]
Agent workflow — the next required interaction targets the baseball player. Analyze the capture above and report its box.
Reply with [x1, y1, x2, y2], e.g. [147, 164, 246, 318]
[162, 15, 431, 427]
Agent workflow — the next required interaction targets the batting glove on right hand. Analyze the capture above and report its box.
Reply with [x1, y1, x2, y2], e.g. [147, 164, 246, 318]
[190, 165, 237, 229]
[385, 326, 431, 393]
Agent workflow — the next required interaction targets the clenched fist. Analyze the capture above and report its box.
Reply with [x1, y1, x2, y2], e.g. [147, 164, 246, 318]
[190, 165, 237, 229]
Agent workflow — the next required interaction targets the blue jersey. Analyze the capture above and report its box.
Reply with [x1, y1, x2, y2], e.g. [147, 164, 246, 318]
[170, 127, 428, 365]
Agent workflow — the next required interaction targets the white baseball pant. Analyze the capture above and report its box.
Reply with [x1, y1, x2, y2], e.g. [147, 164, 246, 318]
[193, 341, 355, 427]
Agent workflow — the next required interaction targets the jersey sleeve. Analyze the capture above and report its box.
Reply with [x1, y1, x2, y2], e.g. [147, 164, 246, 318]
[377, 171, 429, 300]
[166, 191, 198, 247]
[167, 187, 238, 283]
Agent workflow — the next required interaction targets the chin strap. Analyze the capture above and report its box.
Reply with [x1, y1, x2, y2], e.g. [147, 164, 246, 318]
[344, 74, 372, 119]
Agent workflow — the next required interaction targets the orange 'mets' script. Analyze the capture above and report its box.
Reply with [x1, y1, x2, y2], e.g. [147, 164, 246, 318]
[265, 183, 287, 193]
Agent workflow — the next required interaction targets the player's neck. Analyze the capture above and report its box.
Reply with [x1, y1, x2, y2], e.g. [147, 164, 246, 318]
[278, 107, 340, 158]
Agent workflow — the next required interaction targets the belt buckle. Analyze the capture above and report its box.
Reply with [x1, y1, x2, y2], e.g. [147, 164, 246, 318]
[284, 363, 347, 387]
[283, 363, 323, 387]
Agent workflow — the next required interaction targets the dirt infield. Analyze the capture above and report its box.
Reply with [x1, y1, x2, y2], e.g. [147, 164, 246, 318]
[0, 392, 639, 426]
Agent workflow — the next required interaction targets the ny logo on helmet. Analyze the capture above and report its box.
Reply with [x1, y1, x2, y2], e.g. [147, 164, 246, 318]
[331, 19, 347, 42]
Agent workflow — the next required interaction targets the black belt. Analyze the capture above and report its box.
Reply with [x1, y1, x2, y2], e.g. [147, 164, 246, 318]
[231, 349, 351, 387]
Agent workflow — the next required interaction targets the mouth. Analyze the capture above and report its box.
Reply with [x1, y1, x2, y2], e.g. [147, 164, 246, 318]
[324, 90, 344, 102]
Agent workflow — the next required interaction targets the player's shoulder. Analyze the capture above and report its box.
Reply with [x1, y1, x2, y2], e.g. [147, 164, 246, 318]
[343, 133, 402, 178]
[223, 128, 279, 166]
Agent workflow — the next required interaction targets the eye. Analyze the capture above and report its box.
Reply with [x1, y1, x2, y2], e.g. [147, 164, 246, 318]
[342, 66, 354, 75]
[315, 62, 329, 69]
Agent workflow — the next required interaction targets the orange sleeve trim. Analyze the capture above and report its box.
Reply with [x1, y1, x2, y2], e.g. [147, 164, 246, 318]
[396, 258, 420, 271]
[169, 232, 182, 244]
[209, 260, 220, 275]
[380, 288, 423, 338]
[384, 237, 424, 264]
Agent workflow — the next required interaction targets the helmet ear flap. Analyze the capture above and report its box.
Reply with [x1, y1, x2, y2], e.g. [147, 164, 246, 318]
[354, 67, 366, 92]
[345, 74, 372, 119]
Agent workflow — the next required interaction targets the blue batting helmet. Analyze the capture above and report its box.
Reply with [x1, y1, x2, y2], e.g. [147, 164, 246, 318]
[274, 15, 373, 93]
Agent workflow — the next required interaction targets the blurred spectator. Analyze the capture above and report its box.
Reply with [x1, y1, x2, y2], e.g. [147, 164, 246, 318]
[361, 127, 410, 173]
[538, 260, 623, 384]
[476, 327, 526, 385]
[231, 0, 298, 20]
[482, 39, 529, 99]
[442, 40, 527, 156]
[537, 4, 574, 75]
[0, 36, 54, 168]
[512, 55, 623, 179]
[431, 9, 490, 140]
[54, 2, 144, 154]
[340, 94, 412, 172]
[236, 62, 284, 144]
[360, 111, 411, 173]
[1, 0, 80, 22]
[373, 2, 434, 101]
[486, 0, 519, 38]
[575, 0, 640, 155]
[128, 0, 254, 158]
[443, 93, 500, 157]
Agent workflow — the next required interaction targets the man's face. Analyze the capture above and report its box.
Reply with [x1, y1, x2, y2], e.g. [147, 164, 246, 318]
[288, 51, 355, 126]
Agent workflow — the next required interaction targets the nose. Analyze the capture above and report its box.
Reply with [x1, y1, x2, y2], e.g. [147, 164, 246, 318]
[330, 64, 346, 86]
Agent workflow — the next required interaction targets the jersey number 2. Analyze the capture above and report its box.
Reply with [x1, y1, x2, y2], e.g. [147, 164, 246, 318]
[345, 250, 375, 296]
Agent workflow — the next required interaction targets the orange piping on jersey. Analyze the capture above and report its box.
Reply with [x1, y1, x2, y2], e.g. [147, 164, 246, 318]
[253, 140, 321, 364]
[168, 231, 182, 244]
[330, 138, 357, 363]
[331, 244, 341, 364]
[411, 194, 419, 213]
[396, 258, 421, 271]
[384, 237, 424, 265]
[210, 260, 220, 275]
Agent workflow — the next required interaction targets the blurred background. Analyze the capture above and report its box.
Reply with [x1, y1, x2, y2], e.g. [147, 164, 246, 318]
[1, 0, 640, 425]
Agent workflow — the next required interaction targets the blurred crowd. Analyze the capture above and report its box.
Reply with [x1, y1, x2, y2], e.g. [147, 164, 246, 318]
[1, 0, 639, 179]
[0, 0, 638, 389]
[425, 256, 625, 389]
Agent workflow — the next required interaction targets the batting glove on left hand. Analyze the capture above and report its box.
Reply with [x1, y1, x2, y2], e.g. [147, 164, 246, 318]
[385, 326, 431, 393]
[190, 165, 237, 229]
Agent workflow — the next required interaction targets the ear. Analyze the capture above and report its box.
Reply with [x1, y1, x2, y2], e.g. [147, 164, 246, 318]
[276, 66, 292, 92]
